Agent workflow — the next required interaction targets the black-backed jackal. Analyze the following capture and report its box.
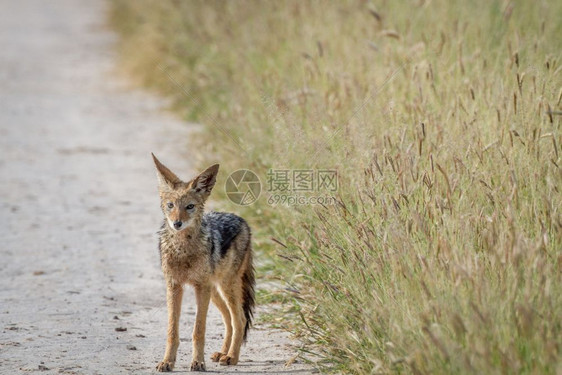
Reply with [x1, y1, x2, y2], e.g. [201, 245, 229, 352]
[152, 154, 255, 372]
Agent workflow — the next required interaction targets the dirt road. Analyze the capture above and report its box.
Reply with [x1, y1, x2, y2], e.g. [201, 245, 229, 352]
[0, 1, 311, 374]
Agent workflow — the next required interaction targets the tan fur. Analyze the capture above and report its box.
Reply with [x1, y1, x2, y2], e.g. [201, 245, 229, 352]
[152, 154, 254, 372]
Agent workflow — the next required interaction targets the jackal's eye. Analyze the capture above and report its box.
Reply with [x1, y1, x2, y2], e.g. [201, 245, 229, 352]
[186, 204, 195, 210]
[167, 202, 174, 209]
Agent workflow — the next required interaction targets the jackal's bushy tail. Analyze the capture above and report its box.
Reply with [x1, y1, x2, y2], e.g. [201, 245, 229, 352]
[242, 242, 255, 342]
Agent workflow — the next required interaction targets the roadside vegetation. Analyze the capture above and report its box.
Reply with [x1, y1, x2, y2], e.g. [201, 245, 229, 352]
[110, 1, 562, 373]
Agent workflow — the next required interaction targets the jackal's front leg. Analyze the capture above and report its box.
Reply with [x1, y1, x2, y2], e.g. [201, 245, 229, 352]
[156, 282, 183, 372]
[191, 284, 211, 371]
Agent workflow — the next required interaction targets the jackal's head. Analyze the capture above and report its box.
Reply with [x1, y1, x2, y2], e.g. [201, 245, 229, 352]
[152, 153, 219, 232]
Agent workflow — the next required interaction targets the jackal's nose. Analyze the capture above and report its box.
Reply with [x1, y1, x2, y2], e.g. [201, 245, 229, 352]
[173, 221, 182, 230]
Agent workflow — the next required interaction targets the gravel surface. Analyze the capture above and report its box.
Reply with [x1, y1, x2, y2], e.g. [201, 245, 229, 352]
[0, 1, 312, 374]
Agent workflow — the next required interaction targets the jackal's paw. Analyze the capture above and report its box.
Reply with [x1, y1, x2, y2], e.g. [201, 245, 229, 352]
[219, 355, 238, 366]
[190, 360, 206, 371]
[210, 352, 225, 362]
[155, 361, 174, 372]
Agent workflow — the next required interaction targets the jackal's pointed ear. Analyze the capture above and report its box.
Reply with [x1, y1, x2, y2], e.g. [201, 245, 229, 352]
[191, 164, 220, 195]
[152, 153, 182, 190]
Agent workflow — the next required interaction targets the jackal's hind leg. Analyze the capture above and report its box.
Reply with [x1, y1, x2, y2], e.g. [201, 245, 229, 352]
[210, 287, 232, 362]
[218, 282, 245, 366]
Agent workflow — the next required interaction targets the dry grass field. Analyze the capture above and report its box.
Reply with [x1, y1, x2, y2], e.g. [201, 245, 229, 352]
[110, 1, 562, 373]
